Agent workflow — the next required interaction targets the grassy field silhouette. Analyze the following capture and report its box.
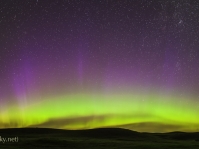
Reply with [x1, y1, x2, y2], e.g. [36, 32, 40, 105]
[0, 128, 199, 149]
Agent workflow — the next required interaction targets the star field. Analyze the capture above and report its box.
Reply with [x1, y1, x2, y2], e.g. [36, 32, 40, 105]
[0, 0, 199, 132]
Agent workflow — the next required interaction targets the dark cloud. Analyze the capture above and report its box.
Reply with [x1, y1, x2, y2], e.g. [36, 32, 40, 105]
[28, 115, 108, 129]
[27, 114, 198, 132]
[118, 122, 198, 133]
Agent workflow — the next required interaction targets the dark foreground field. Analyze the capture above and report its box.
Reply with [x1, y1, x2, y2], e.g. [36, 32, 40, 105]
[0, 128, 199, 149]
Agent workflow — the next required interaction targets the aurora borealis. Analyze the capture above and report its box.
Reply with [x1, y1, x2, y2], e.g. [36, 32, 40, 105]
[0, 0, 199, 132]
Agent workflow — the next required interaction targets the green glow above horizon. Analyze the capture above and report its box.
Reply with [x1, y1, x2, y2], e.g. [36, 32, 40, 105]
[1, 88, 199, 132]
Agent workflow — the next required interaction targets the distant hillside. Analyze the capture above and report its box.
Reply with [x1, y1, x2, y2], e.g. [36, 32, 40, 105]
[0, 127, 199, 141]
[1, 128, 199, 149]
[0, 127, 141, 138]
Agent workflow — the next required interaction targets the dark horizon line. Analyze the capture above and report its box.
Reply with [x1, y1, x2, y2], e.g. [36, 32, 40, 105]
[0, 127, 199, 134]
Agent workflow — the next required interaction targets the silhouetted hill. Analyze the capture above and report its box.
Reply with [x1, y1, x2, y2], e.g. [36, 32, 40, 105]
[1, 128, 199, 149]
[74, 128, 142, 138]
[0, 128, 142, 139]
[165, 132, 199, 141]
[1, 127, 199, 140]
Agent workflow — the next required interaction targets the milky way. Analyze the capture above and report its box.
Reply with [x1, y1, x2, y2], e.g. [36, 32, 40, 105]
[0, 0, 199, 132]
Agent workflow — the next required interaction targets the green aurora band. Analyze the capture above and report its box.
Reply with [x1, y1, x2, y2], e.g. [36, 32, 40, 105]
[1, 88, 199, 132]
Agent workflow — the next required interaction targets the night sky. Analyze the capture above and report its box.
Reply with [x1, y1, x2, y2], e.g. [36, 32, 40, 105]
[0, 0, 199, 132]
